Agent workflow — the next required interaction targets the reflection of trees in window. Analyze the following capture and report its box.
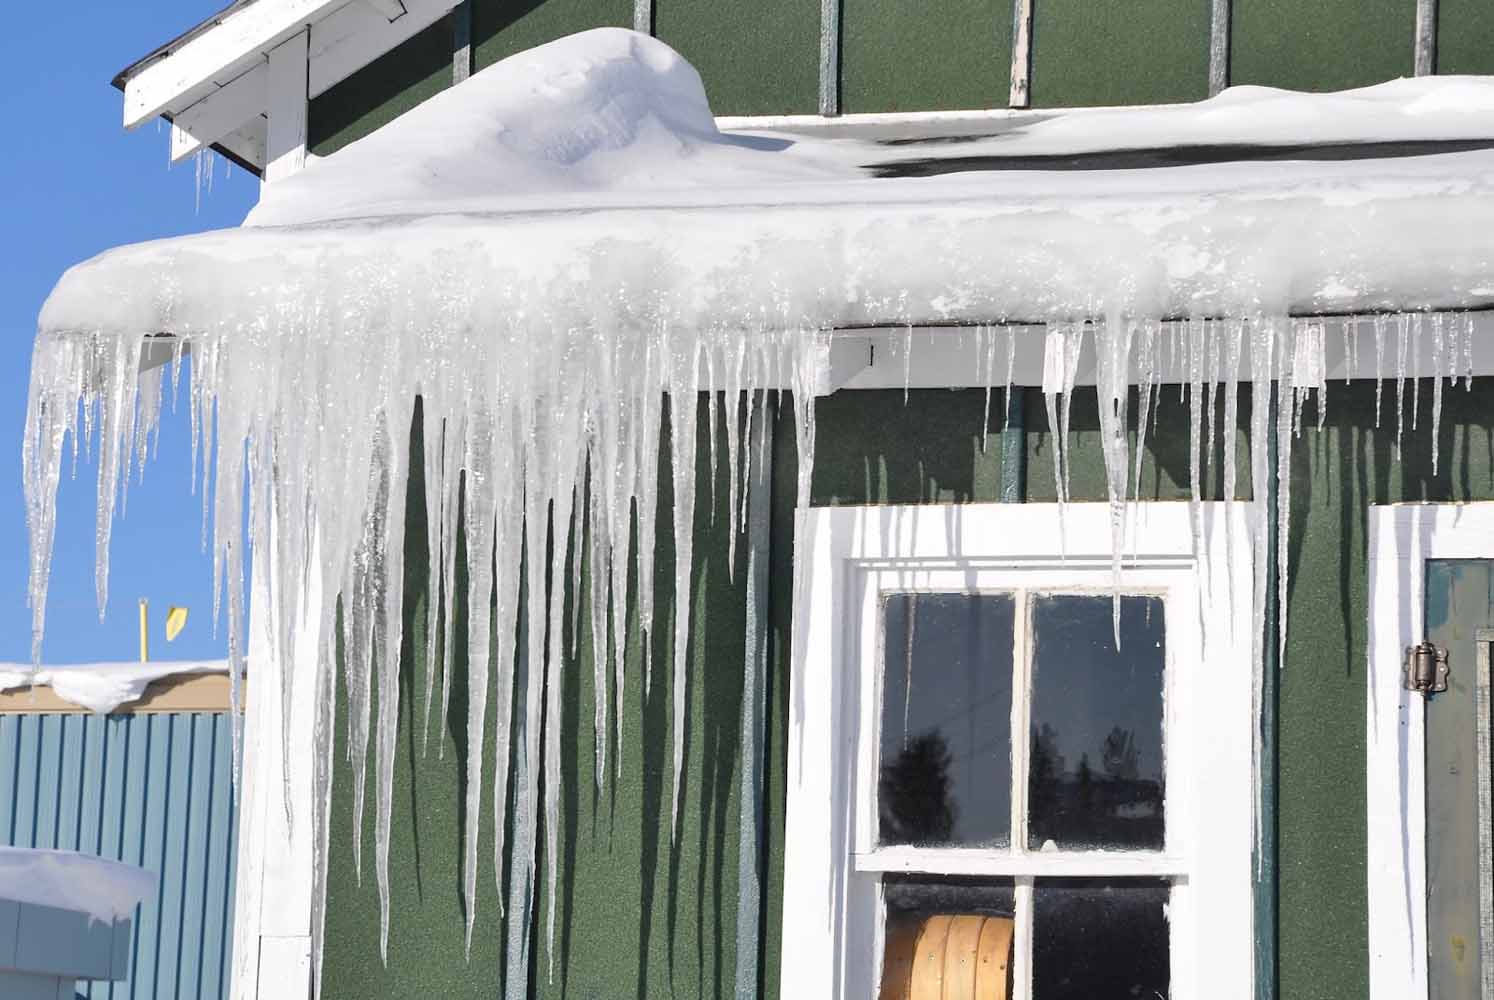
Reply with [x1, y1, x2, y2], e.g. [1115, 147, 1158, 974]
[879, 731, 956, 844]
[1028, 723, 1164, 851]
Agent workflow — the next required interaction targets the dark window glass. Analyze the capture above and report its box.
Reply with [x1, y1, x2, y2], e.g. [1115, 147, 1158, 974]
[881, 876, 1015, 1000]
[1033, 879, 1170, 999]
[880, 594, 1015, 848]
[1028, 595, 1166, 851]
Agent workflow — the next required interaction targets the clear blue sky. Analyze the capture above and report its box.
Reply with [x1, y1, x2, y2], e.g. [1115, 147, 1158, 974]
[1, 3, 259, 663]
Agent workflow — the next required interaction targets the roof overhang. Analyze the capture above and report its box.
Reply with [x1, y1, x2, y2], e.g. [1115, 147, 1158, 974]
[111, 0, 457, 175]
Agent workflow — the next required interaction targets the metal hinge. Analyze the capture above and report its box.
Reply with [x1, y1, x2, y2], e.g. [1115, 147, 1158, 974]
[1405, 640, 1450, 695]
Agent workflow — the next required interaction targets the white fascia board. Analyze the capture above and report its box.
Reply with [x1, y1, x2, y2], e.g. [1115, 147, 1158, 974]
[362, 0, 409, 19]
[123, 0, 351, 130]
[308, 0, 454, 99]
[170, 61, 270, 163]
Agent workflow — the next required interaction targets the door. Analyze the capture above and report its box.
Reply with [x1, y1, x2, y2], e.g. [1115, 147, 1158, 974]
[1424, 559, 1494, 999]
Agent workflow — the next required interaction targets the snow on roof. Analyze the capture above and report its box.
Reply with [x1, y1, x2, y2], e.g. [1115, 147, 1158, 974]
[0, 847, 155, 923]
[40, 29, 1494, 336]
[0, 660, 230, 714]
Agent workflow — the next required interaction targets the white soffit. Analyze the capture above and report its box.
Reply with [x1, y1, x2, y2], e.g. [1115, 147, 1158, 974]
[121, 0, 458, 170]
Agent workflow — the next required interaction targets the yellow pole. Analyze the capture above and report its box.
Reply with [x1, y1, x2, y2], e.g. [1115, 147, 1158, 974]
[138, 599, 148, 663]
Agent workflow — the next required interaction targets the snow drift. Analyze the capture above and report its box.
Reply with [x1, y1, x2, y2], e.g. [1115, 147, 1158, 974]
[22, 25, 1494, 995]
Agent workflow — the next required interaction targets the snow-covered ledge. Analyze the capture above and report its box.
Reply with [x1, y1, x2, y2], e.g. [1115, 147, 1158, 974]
[0, 847, 154, 995]
[0, 659, 230, 714]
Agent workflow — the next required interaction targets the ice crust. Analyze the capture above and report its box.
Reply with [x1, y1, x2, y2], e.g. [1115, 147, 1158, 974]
[0, 659, 229, 714]
[0, 846, 155, 923]
[21, 26, 1494, 992]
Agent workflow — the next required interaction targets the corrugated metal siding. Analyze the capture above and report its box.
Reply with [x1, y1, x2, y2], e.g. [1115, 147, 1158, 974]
[0, 712, 238, 999]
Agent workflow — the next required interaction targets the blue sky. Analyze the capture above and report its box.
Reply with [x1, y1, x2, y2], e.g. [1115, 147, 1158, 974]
[1, 3, 259, 663]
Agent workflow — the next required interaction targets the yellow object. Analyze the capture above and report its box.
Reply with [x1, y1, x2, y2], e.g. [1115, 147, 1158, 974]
[880, 912, 1013, 1000]
[165, 606, 189, 642]
[138, 599, 149, 663]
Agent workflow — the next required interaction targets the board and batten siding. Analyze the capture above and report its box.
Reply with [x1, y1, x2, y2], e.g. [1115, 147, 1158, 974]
[305, 0, 1494, 155]
[0, 710, 239, 1000]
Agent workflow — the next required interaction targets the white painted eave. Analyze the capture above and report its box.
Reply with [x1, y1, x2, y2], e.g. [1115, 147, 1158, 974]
[114, 0, 457, 173]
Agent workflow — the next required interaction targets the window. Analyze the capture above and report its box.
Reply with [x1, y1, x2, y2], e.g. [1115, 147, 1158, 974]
[782, 502, 1255, 1000]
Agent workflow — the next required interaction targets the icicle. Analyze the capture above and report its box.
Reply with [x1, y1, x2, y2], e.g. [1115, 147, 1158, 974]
[1003, 327, 1016, 432]
[1411, 314, 1423, 432]
[667, 332, 702, 844]
[1187, 317, 1206, 603]
[1221, 320, 1243, 625]
[723, 339, 745, 580]
[1463, 313, 1476, 390]
[980, 324, 996, 453]
[1276, 321, 1297, 664]
[902, 324, 914, 404]
[1395, 314, 1409, 451]
[1431, 314, 1446, 476]
[1093, 314, 1135, 646]
[1374, 315, 1386, 428]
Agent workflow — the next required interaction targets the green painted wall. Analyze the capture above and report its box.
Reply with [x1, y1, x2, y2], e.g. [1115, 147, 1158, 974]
[1437, 0, 1494, 75]
[321, 397, 783, 998]
[1029, 0, 1210, 108]
[1230, 0, 1415, 92]
[309, 15, 453, 156]
[471, 0, 631, 73]
[839, 0, 1011, 113]
[653, 0, 819, 115]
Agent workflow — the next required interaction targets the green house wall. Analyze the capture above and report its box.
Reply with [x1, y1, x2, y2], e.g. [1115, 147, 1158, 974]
[304, 0, 1480, 155]
[318, 380, 1494, 999]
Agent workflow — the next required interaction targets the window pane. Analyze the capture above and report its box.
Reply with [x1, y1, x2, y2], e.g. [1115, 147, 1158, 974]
[880, 594, 1015, 848]
[1028, 594, 1166, 851]
[881, 875, 1015, 1000]
[1033, 878, 1170, 999]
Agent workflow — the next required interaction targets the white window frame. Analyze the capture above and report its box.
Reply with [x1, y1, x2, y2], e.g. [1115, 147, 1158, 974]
[781, 500, 1255, 1000]
[1366, 501, 1494, 1000]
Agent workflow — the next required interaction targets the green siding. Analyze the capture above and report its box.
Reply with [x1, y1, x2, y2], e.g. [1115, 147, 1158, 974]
[308, 16, 453, 156]
[1029, 0, 1211, 108]
[472, 0, 631, 73]
[1230, 0, 1416, 92]
[839, 0, 1011, 113]
[1437, 0, 1494, 75]
[653, 0, 818, 115]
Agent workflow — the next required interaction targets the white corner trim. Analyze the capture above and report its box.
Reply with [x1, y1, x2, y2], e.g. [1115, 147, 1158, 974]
[264, 31, 310, 184]
[781, 501, 1255, 1000]
[1366, 502, 1494, 1000]
[229, 523, 324, 1000]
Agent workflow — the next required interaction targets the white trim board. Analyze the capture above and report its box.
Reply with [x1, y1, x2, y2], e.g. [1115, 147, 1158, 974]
[821, 314, 1494, 393]
[1366, 502, 1494, 1000]
[781, 501, 1256, 1000]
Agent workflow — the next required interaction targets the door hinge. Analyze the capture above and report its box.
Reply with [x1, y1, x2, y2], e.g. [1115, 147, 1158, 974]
[1404, 640, 1450, 695]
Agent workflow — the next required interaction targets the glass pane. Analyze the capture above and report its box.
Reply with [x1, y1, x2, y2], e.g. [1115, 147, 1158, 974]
[880, 594, 1016, 848]
[1028, 594, 1166, 852]
[1033, 878, 1170, 999]
[880, 875, 1015, 1000]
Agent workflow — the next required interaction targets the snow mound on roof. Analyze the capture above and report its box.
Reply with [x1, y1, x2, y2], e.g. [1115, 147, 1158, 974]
[248, 27, 840, 227]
